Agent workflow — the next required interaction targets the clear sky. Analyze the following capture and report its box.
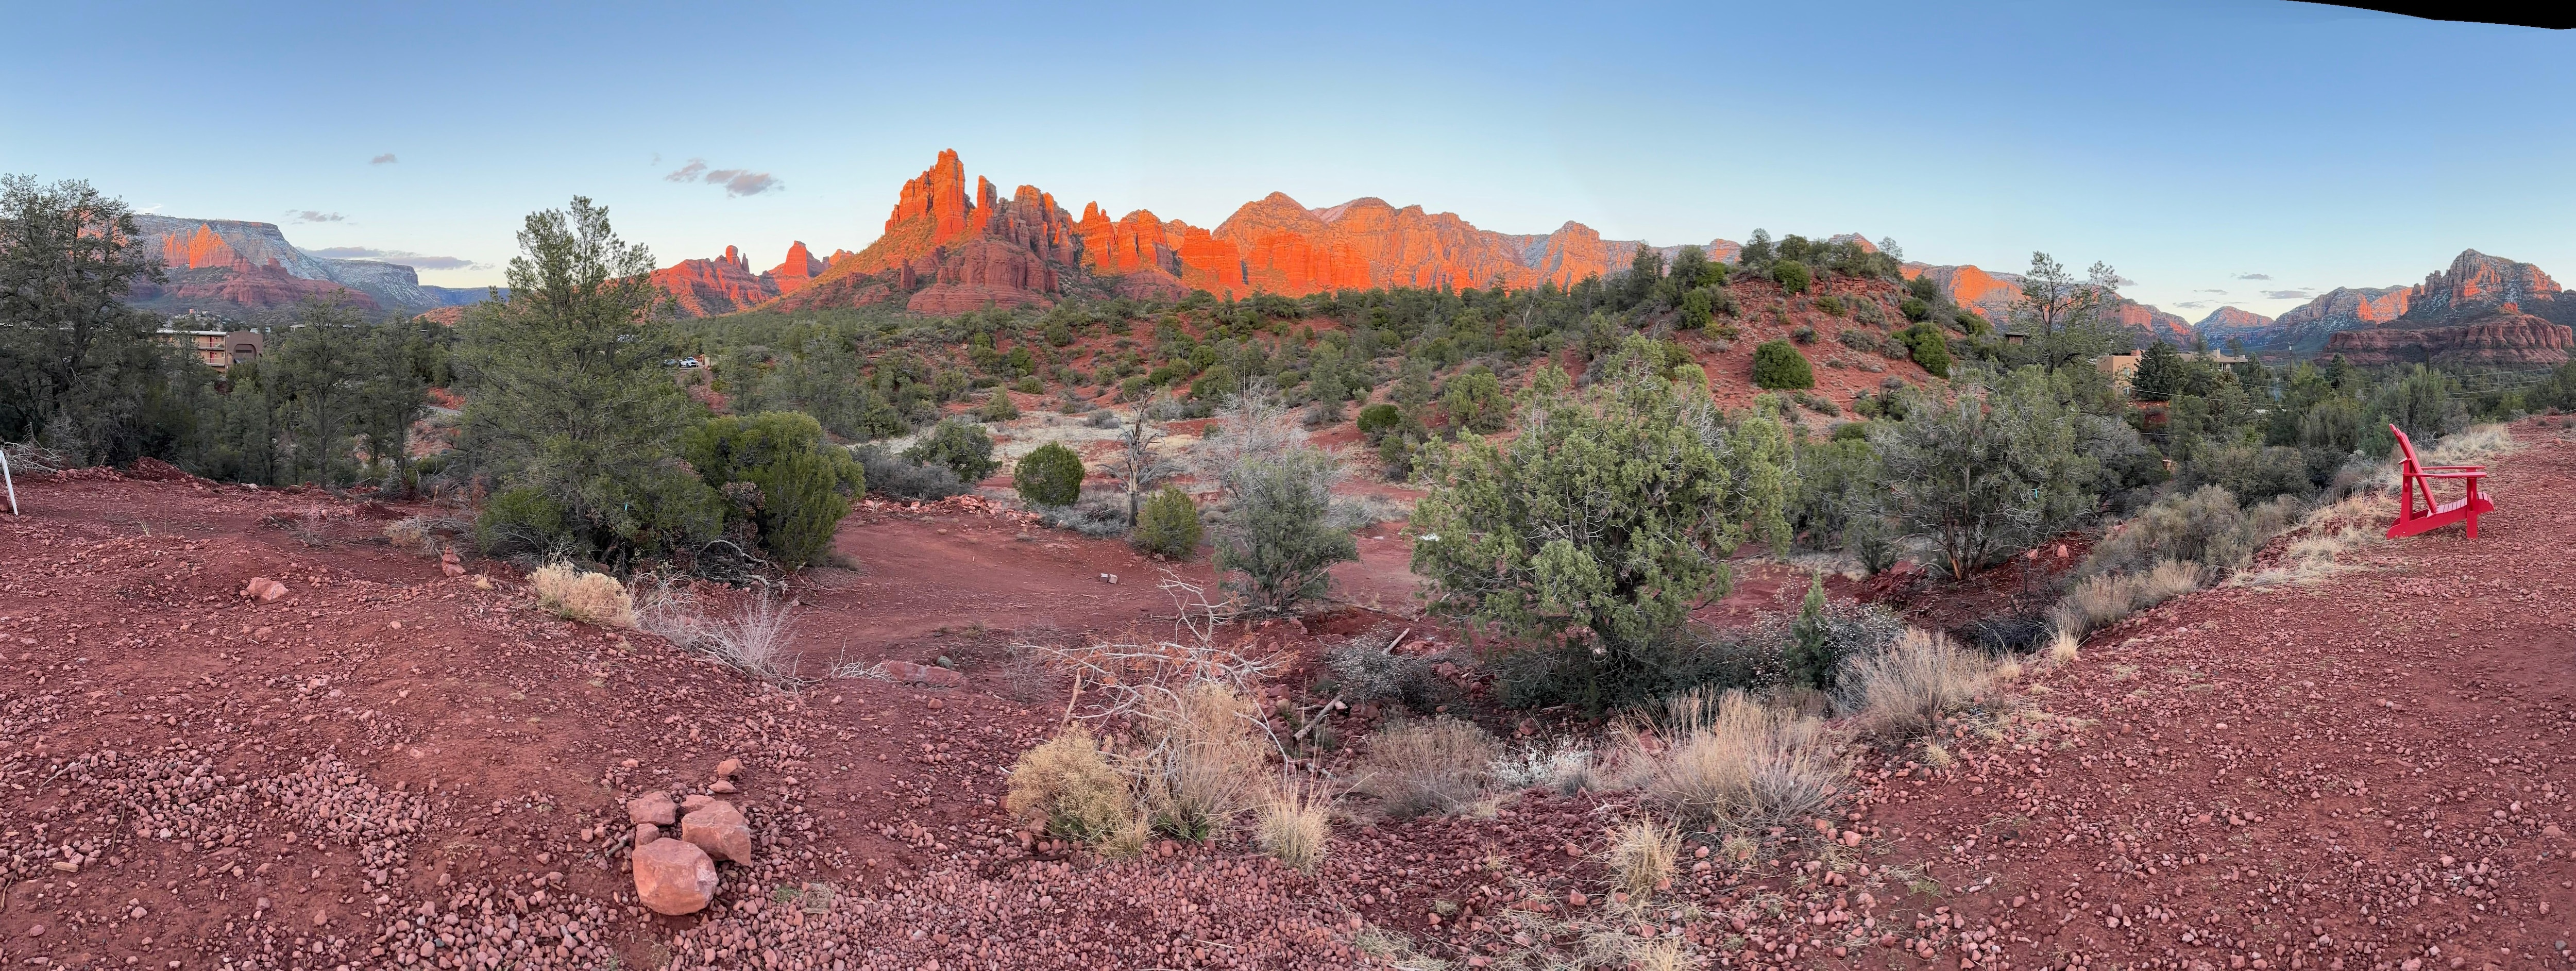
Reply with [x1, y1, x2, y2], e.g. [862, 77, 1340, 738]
[5, 1, 2568, 321]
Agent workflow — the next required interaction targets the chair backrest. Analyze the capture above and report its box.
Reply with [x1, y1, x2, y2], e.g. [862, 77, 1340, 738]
[2389, 423, 2422, 474]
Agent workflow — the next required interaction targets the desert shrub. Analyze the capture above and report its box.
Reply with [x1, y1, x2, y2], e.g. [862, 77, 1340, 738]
[1490, 741, 1597, 796]
[1212, 447, 1355, 611]
[1954, 614, 2056, 655]
[1354, 403, 1404, 442]
[1487, 625, 1780, 713]
[1771, 260, 1812, 294]
[383, 516, 442, 557]
[1137, 683, 1268, 840]
[2086, 485, 2302, 577]
[1414, 339, 1792, 712]
[903, 418, 1001, 484]
[1324, 625, 1449, 711]
[1355, 717, 1500, 818]
[1005, 727, 1139, 843]
[1836, 629, 1994, 742]
[977, 389, 1020, 422]
[1814, 295, 1846, 317]
[1836, 329, 1884, 354]
[1190, 364, 1238, 402]
[2049, 559, 2205, 635]
[1873, 368, 2097, 577]
[641, 588, 802, 682]
[681, 411, 866, 568]
[1638, 690, 1841, 829]
[853, 444, 968, 501]
[1256, 780, 1333, 872]
[1130, 486, 1204, 556]
[1756, 580, 1905, 692]
[1013, 442, 1085, 508]
[474, 487, 571, 556]
[1036, 488, 1129, 538]
[2177, 444, 2310, 504]
[2234, 492, 2390, 586]
[1605, 816, 1681, 900]
[530, 562, 636, 628]
[1439, 367, 1510, 434]
[1751, 340, 1814, 390]
[1892, 324, 1952, 377]
[1899, 296, 1931, 321]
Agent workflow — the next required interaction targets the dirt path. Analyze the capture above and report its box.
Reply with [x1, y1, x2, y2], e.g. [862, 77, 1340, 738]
[1850, 417, 2576, 969]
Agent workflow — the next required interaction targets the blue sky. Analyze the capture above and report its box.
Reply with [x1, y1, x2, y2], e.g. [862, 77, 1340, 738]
[5, 1, 2568, 320]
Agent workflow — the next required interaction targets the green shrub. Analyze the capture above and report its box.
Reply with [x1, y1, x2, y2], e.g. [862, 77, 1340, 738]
[2084, 484, 2301, 578]
[855, 444, 966, 500]
[1015, 375, 1044, 394]
[1899, 296, 1931, 321]
[904, 418, 1001, 484]
[1043, 319, 1075, 347]
[2177, 444, 2311, 504]
[1439, 367, 1509, 433]
[1895, 324, 1952, 378]
[1014, 442, 1086, 508]
[1751, 340, 1815, 390]
[1772, 260, 1812, 294]
[1131, 486, 1205, 558]
[1355, 403, 1404, 442]
[1679, 288, 1714, 330]
[1814, 295, 1846, 317]
[476, 487, 570, 555]
[1189, 364, 1238, 401]
[979, 389, 1021, 422]
[681, 411, 867, 568]
[1213, 449, 1356, 611]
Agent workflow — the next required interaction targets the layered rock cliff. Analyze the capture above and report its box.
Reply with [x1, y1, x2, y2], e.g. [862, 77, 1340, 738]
[650, 246, 779, 317]
[2323, 306, 2573, 366]
[766, 242, 826, 296]
[2398, 249, 2561, 325]
[126, 215, 477, 314]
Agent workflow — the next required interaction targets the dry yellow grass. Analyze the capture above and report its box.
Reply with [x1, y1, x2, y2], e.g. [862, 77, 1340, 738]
[1139, 683, 1268, 840]
[1838, 629, 1995, 742]
[382, 516, 437, 557]
[2234, 492, 2395, 587]
[1356, 717, 1500, 818]
[1639, 690, 1842, 829]
[2050, 559, 2205, 634]
[1005, 726, 1139, 844]
[529, 562, 636, 628]
[1604, 815, 1680, 900]
[1254, 778, 1333, 872]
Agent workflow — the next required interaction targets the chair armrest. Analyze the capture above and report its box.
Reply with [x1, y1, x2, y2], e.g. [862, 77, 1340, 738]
[2420, 464, 2485, 471]
[2417, 471, 2487, 479]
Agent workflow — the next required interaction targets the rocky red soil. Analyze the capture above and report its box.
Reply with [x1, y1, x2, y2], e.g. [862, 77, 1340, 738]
[4, 421, 2572, 969]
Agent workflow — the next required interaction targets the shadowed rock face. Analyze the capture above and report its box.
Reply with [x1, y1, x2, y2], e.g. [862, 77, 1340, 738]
[2194, 307, 2275, 348]
[650, 246, 777, 317]
[2323, 307, 2573, 366]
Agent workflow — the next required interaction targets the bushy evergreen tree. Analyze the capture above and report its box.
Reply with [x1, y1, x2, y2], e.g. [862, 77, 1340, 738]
[1751, 340, 1815, 389]
[1013, 442, 1084, 508]
[682, 411, 865, 568]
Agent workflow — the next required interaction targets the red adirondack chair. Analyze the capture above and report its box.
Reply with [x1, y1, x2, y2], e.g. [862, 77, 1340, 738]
[2385, 424, 2494, 539]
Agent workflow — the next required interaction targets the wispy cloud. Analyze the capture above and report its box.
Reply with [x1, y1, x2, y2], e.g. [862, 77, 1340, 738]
[2195, 288, 2228, 294]
[664, 158, 783, 197]
[2233, 272, 2272, 280]
[370, 153, 398, 165]
[288, 210, 345, 224]
[308, 246, 481, 271]
[2177, 300, 2212, 309]
[2262, 289, 2314, 300]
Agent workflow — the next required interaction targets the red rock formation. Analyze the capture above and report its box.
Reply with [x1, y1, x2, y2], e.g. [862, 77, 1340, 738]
[1905, 264, 2024, 322]
[2109, 301, 2194, 345]
[2193, 306, 2276, 348]
[2323, 309, 2572, 366]
[650, 246, 778, 318]
[137, 263, 380, 312]
[155, 225, 254, 271]
[767, 241, 825, 296]
[906, 239, 1058, 314]
[2401, 249, 2561, 323]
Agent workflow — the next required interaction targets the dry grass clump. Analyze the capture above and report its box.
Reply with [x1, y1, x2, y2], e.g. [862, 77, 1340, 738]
[530, 562, 636, 628]
[1005, 726, 1141, 844]
[1637, 689, 1842, 830]
[1253, 778, 1333, 872]
[2234, 492, 2394, 587]
[1136, 683, 1270, 840]
[2044, 627, 2080, 666]
[1490, 739, 1597, 795]
[1604, 815, 1680, 900]
[2049, 558, 2204, 635]
[383, 516, 437, 556]
[2427, 423, 2516, 465]
[1836, 629, 1995, 742]
[635, 580, 802, 682]
[1355, 717, 1500, 818]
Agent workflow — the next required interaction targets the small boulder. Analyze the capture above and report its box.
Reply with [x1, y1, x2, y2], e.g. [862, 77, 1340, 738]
[634, 823, 662, 847]
[882, 660, 967, 687]
[439, 548, 465, 578]
[710, 779, 737, 794]
[626, 793, 677, 827]
[241, 578, 289, 602]
[715, 758, 742, 778]
[681, 800, 754, 864]
[633, 839, 718, 915]
[681, 794, 715, 814]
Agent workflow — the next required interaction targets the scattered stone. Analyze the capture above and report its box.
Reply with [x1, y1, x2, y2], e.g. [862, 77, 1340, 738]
[716, 758, 742, 778]
[681, 800, 754, 864]
[710, 779, 737, 794]
[682, 794, 715, 814]
[439, 548, 465, 577]
[626, 792, 676, 826]
[635, 823, 662, 847]
[882, 660, 967, 687]
[241, 577, 288, 602]
[633, 839, 719, 915]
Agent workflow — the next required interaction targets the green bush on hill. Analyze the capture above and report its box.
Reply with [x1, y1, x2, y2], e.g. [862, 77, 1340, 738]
[1013, 442, 1086, 508]
[1751, 340, 1815, 390]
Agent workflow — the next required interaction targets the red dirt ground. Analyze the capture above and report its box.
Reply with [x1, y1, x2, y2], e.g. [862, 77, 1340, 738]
[2, 419, 2571, 970]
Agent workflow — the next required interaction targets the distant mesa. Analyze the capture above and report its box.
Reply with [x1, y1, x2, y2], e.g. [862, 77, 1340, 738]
[2324, 304, 2572, 366]
[125, 214, 488, 318]
[2230, 249, 2569, 356]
